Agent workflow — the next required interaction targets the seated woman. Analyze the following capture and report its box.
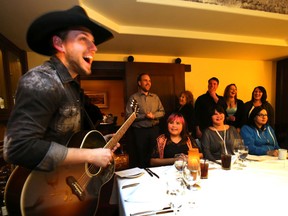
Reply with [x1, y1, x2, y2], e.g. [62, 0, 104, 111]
[150, 113, 199, 167]
[201, 105, 241, 161]
[240, 106, 279, 156]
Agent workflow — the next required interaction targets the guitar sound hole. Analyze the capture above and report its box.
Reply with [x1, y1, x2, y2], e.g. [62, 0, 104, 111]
[86, 164, 100, 176]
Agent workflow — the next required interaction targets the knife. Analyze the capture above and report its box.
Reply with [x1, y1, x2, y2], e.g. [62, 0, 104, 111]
[122, 183, 140, 189]
[145, 168, 160, 178]
[144, 168, 153, 177]
[130, 207, 173, 216]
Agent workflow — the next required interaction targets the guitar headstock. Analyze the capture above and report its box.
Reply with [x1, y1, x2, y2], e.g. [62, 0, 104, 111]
[130, 99, 139, 114]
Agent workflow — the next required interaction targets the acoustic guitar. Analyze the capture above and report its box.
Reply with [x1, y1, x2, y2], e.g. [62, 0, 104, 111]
[4, 101, 138, 216]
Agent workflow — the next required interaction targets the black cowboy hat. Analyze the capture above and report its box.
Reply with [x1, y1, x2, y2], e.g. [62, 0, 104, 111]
[26, 5, 113, 56]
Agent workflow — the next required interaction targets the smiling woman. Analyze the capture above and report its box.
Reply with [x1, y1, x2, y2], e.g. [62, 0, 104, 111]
[150, 113, 200, 167]
[201, 105, 241, 161]
[240, 106, 280, 156]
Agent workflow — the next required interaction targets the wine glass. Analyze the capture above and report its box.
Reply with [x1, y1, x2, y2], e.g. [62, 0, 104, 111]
[238, 144, 249, 167]
[233, 139, 242, 165]
[182, 161, 201, 190]
[182, 161, 201, 209]
[174, 154, 187, 177]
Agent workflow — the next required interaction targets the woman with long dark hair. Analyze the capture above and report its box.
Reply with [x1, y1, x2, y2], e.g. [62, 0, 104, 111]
[243, 86, 274, 128]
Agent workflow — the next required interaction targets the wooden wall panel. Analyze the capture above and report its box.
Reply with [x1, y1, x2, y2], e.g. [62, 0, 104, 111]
[276, 59, 288, 148]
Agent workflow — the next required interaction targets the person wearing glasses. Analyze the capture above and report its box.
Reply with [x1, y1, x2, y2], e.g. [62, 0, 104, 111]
[240, 106, 279, 156]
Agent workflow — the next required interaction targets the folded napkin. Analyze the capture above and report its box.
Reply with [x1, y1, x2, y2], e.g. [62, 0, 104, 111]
[246, 154, 273, 161]
[124, 177, 166, 203]
[115, 167, 144, 178]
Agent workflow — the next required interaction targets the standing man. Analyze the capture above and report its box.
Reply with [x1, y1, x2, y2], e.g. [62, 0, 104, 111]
[4, 6, 119, 172]
[125, 73, 165, 168]
[194, 77, 225, 139]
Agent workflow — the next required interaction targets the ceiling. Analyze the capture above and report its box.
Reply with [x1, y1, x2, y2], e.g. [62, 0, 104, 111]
[1, 0, 288, 61]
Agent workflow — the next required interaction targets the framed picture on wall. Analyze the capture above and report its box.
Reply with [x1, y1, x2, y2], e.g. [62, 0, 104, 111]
[85, 92, 108, 108]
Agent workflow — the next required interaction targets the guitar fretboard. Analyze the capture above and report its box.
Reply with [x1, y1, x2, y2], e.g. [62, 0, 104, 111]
[105, 112, 136, 149]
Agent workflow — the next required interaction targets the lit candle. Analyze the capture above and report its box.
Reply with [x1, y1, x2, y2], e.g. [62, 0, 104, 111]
[188, 149, 200, 170]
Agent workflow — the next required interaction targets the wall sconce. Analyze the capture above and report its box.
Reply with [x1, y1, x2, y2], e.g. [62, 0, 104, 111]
[175, 58, 181, 64]
[127, 56, 134, 62]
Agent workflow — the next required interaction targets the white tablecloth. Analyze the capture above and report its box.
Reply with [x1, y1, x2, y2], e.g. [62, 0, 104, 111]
[111, 156, 288, 216]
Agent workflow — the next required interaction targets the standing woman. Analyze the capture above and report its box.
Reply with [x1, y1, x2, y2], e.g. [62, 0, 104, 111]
[223, 84, 244, 132]
[240, 106, 279, 156]
[175, 90, 196, 137]
[243, 86, 274, 128]
[201, 105, 241, 161]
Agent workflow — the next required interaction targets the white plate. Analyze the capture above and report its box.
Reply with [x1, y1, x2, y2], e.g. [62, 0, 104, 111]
[123, 172, 144, 179]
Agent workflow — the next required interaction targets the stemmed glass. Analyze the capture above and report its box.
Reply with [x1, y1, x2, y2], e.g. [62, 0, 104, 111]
[182, 160, 201, 209]
[174, 154, 187, 178]
[238, 143, 249, 167]
[233, 139, 242, 164]
[182, 160, 201, 190]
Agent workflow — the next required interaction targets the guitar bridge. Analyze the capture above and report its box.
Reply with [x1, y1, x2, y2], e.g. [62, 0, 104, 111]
[66, 176, 86, 201]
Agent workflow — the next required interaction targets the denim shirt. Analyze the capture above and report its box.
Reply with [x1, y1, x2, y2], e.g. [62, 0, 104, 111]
[4, 56, 82, 171]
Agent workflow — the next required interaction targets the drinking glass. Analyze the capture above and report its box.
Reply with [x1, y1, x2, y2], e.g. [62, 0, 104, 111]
[238, 144, 249, 166]
[182, 162, 200, 190]
[174, 154, 187, 177]
[233, 139, 242, 165]
[182, 162, 201, 209]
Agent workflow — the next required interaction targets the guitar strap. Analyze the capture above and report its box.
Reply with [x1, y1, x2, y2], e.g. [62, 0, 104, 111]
[80, 89, 101, 130]
[83, 107, 97, 130]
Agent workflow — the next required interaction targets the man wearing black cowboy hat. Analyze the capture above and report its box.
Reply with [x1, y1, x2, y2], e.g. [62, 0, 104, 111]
[4, 6, 119, 172]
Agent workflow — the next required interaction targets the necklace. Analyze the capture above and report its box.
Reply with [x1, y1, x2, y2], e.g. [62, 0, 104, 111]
[214, 125, 228, 154]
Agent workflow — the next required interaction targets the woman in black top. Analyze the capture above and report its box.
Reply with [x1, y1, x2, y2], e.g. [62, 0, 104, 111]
[150, 113, 199, 166]
[243, 86, 274, 128]
[175, 90, 196, 137]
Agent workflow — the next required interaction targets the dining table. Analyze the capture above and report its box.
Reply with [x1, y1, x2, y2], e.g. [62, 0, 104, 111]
[110, 155, 288, 216]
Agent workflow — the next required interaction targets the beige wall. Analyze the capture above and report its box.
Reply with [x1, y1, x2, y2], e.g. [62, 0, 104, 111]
[27, 52, 276, 116]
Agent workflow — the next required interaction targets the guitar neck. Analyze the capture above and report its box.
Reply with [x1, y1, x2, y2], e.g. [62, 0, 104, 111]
[105, 112, 136, 149]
